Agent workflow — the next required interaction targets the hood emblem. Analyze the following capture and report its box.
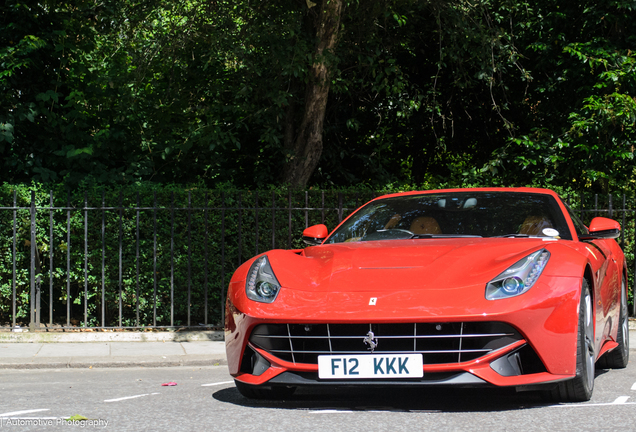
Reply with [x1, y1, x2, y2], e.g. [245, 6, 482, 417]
[363, 330, 378, 352]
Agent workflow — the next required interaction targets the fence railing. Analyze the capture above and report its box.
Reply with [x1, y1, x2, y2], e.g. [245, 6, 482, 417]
[0, 189, 380, 331]
[0, 189, 634, 331]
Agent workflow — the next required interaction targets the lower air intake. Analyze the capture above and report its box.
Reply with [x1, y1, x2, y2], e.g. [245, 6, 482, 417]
[249, 322, 522, 365]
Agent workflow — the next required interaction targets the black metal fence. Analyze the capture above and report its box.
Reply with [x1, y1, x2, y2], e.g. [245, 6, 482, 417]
[0, 189, 634, 331]
[0, 189, 380, 331]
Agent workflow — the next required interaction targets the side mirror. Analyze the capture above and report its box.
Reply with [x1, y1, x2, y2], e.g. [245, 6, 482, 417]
[578, 217, 620, 240]
[302, 224, 328, 246]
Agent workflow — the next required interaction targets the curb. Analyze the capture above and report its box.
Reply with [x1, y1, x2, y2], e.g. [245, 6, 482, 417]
[2, 324, 636, 340]
[0, 330, 224, 343]
[0, 357, 228, 370]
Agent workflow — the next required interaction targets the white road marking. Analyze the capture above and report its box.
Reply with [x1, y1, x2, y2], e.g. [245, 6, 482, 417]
[0, 409, 50, 417]
[1, 417, 59, 420]
[631, 382, 636, 391]
[201, 381, 234, 387]
[104, 392, 160, 403]
[551, 399, 636, 408]
[309, 409, 428, 414]
[308, 410, 354, 414]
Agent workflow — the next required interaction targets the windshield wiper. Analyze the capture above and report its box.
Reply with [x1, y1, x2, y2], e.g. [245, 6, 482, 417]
[493, 234, 542, 238]
[411, 234, 483, 239]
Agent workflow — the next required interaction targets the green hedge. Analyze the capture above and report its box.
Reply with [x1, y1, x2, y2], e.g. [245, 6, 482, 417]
[0, 183, 380, 328]
[1, 183, 634, 328]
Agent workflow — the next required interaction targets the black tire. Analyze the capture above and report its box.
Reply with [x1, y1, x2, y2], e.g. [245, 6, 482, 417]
[234, 380, 296, 400]
[547, 279, 595, 402]
[598, 277, 629, 369]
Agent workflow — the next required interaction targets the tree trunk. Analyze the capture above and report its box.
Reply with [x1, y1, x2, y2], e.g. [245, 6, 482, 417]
[283, 0, 343, 188]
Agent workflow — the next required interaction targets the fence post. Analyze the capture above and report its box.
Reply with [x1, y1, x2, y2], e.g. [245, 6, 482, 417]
[321, 191, 325, 224]
[170, 192, 175, 327]
[83, 191, 88, 327]
[621, 194, 625, 248]
[254, 192, 259, 256]
[30, 190, 37, 330]
[153, 191, 157, 327]
[594, 194, 598, 217]
[12, 191, 16, 328]
[633, 210, 636, 317]
[288, 190, 292, 248]
[136, 191, 141, 327]
[204, 192, 209, 325]
[49, 191, 54, 326]
[187, 191, 192, 327]
[101, 189, 106, 328]
[238, 192, 243, 265]
[221, 192, 226, 328]
[66, 191, 71, 327]
[118, 190, 123, 328]
[271, 191, 275, 249]
[305, 191, 308, 229]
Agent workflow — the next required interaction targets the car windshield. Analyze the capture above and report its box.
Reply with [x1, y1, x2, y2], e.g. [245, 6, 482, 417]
[325, 192, 572, 243]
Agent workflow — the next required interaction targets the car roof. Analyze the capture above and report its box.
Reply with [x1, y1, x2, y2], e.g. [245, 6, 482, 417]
[373, 187, 559, 201]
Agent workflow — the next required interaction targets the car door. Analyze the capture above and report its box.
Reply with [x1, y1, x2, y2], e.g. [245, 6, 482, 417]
[588, 239, 619, 339]
[562, 202, 619, 351]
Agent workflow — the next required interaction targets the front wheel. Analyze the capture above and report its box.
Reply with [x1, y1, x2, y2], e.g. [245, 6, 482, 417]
[547, 279, 595, 402]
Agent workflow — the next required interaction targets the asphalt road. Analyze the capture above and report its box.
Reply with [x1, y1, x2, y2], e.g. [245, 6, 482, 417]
[1, 360, 636, 432]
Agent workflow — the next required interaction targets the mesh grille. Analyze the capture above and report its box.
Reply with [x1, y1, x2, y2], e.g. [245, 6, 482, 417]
[249, 322, 521, 365]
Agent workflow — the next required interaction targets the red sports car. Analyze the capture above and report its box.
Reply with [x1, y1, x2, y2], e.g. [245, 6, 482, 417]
[225, 188, 629, 401]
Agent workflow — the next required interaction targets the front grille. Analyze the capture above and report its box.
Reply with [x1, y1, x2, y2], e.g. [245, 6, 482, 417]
[249, 322, 521, 365]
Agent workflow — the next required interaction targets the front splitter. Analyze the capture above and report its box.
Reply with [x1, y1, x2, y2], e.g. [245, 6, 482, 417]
[267, 370, 489, 387]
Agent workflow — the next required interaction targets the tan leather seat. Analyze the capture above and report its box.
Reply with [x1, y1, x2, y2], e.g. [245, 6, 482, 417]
[384, 214, 402, 229]
[409, 216, 442, 234]
[519, 215, 553, 236]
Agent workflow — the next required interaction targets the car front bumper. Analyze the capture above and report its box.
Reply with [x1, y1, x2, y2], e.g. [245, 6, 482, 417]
[225, 275, 582, 388]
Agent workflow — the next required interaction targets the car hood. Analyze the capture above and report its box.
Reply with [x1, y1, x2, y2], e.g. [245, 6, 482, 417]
[267, 238, 570, 292]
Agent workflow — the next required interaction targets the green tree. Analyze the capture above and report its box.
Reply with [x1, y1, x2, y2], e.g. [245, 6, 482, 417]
[1, 0, 635, 193]
[479, 0, 636, 192]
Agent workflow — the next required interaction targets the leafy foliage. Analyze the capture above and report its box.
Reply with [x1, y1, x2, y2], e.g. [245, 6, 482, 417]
[0, 183, 379, 327]
[1, 183, 634, 327]
[1, 0, 635, 191]
[481, 0, 636, 191]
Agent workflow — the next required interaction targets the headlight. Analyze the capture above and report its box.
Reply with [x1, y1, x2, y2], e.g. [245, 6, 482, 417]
[246, 256, 281, 303]
[485, 249, 550, 300]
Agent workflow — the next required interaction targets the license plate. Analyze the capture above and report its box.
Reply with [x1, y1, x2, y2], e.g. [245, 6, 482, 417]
[318, 354, 423, 379]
